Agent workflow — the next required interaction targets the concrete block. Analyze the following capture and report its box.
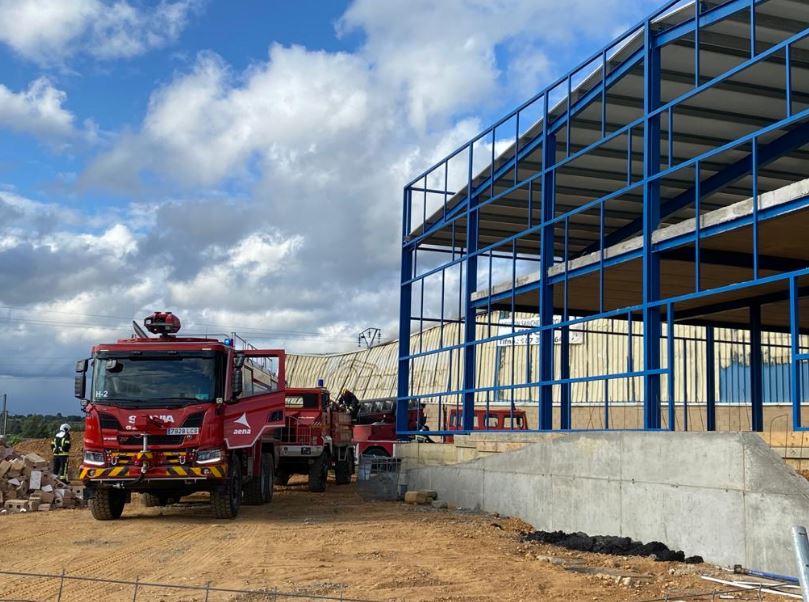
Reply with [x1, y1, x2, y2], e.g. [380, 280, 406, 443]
[404, 491, 428, 504]
[29, 470, 42, 490]
[483, 442, 551, 476]
[482, 471, 550, 529]
[744, 491, 809, 575]
[550, 433, 622, 480]
[620, 432, 744, 490]
[743, 436, 809, 496]
[551, 475, 621, 535]
[621, 480, 745, 568]
[23, 453, 48, 469]
[38, 503, 51, 512]
[38, 491, 54, 504]
[3, 499, 26, 513]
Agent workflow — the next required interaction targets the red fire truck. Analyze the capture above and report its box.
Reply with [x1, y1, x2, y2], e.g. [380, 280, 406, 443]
[443, 407, 529, 442]
[75, 312, 286, 520]
[351, 397, 422, 458]
[274, 387, 354, 491]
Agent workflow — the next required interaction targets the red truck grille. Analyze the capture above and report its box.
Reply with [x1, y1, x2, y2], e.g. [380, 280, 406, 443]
[119, 435, 185, 446]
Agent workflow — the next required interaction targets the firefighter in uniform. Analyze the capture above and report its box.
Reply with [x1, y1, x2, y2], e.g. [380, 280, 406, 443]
[51, 423, 71, 480]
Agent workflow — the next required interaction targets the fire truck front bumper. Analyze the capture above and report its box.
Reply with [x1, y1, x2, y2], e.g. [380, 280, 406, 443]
[79, 463, 226, 482]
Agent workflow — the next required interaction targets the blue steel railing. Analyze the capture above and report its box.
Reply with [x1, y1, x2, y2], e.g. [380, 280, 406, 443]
[398, 0, 809, 435]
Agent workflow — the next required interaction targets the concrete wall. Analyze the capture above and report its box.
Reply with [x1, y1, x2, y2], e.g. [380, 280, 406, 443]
[403, 432, 809, 575]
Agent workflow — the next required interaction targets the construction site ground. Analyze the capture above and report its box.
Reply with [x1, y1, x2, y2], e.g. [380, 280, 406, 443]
[0, 473, 788, 602]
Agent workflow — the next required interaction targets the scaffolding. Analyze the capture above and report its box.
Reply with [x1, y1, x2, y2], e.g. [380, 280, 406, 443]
[398, 0, 809, 435]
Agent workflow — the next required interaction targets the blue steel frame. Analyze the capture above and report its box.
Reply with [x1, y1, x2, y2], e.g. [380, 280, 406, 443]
[397, 0, 809, 435]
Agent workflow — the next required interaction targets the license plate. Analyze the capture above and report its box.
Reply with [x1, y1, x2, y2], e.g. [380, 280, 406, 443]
[167, 427, 200, 435]
[301, 446, 311, 455]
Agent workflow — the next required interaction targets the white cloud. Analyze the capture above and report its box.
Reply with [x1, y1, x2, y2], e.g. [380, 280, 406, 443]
[0, 0, 201, 65]
[85, 46, 373, 188]
[168, 231, 303, 305]
[0, 78, 82, 143]
[1, 0, 667, 412]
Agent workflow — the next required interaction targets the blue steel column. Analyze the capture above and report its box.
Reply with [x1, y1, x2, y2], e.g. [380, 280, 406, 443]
[397, 191, 413, 435]
[539, 134, 557, 430]
[642, 21, 663, 429]
[790, 278, 802, 429]
[750, 303, 764, 432]
[706, 326, 716, 431]
[462, 172, 479, 433]
[560, 325, 571, 429]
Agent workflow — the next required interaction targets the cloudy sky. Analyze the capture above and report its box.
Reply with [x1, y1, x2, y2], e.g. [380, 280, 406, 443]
[0, 0, 660, 414]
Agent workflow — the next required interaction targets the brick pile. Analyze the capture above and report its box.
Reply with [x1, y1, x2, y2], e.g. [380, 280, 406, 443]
[0, 439, 84, 514]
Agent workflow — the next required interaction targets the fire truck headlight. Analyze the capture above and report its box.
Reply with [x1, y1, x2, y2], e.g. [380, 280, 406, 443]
[196, 449, 222, 464]
[83, 451, 105, 466]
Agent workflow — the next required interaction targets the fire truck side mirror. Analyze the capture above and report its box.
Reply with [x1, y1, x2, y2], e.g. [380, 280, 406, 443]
[74, 359, 88, 400]
[228, 354, 245, 403]
[231, 368, 243, 401]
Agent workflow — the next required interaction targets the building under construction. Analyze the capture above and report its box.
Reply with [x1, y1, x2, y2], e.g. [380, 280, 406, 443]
[397, 0, 809, 437]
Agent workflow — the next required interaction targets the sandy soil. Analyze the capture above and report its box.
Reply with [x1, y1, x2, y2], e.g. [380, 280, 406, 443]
[0, 474, 789, 602]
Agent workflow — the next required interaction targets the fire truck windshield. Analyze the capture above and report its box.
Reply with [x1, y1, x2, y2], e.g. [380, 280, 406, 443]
[92, 354, 220, 406]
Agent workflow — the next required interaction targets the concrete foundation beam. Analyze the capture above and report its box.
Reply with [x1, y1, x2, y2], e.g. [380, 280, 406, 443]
[402, 432, 809, 575]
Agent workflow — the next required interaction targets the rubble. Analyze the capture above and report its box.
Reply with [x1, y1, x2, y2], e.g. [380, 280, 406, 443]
[520, 530, 704, 564]
[404, 489, 438, 505]
[0, 439, 83, 515]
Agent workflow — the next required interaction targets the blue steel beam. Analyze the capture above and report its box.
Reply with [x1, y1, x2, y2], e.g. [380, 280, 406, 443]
[642, 23, 663, 430]
[406, 0, 770, 253]
[790, 278, 802, 429]
[396, 200, 414, 435]
[404, 46, 646, 251]
[750, 303, 764, 432]
[462, 158, 480, 432]
[592, 120, 809, 253]
[706, 326, 716, 431]
[538, 131, 556, 431]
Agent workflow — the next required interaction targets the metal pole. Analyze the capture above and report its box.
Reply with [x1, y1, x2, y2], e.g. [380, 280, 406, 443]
[1, 393, 6, 437]
[792, 525, 809, 601]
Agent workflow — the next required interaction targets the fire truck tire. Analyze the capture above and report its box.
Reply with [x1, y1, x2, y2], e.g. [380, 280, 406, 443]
[211, 456, 242, 519]
[244, 452, 273, 505]
[334, 448, 352, 485]
[308, 451, 328, 492]
[89, 488, 126, 520]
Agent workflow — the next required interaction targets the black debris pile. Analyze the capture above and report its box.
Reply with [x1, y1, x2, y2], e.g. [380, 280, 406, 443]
[520, 530, 703, 564]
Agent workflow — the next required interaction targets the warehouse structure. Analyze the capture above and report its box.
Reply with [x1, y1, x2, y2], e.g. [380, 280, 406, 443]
[398, 0, 809, 435]
[288, 319, 806, 433]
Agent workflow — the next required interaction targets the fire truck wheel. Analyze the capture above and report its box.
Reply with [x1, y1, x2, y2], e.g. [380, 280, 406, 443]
[211, 456, 242, 519]
[308, 451, 329, 492]
[334, 448, 352, 485]
[89, 488, 126, 520]
[244, 452, 273, 505]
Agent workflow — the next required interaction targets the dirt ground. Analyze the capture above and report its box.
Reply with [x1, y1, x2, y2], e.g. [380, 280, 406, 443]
[0, 475, 790, 602]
